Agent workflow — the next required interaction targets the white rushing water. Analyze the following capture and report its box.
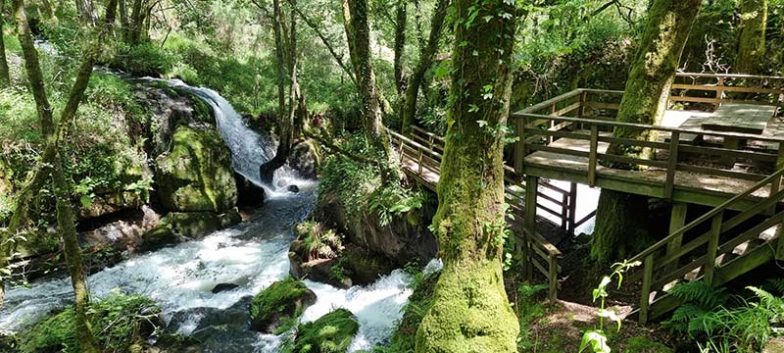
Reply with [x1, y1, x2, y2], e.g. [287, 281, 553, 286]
[0, 80, 431, 352]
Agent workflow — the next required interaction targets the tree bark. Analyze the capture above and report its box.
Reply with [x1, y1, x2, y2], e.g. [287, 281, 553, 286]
[414, 0, 519, 351]
[0, 0, 10, 87]
[591, 0, 701, 265]
[52, 154, 99, 353]
[400, 0, 448, 134]
[12, 0, 54, 136]
[736, 0, 767, 74]
[0, 7, 117, 347]
[393, 0, 406, 95]
[259, 0, 293, 184]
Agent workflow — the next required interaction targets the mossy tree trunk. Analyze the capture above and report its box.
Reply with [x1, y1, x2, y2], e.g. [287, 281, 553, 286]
[591, 0, 701, 265]
[400, 0, 449, 134]
[0, 2, 117, 351]
[393, 0, 406, 96]
[414, 0, 519, 351]
[259, 0, 294, 184]
[0, 0, 10, 87]
[736, 0, 767, 74]
[343, 0, 397, 179]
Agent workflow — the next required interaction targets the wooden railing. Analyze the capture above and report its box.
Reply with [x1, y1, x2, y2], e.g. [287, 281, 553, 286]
[386, 127, 564, 298]
[514, 111, 784, 199]
[629, 166, 784, 323]
[671, 72, 784, 108]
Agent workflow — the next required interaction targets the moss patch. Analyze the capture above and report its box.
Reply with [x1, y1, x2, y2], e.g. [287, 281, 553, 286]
[250, 277, 316, 334]
[155, 125, 237, 213]
[289, 309, 359, 353]
[19, 294, 161, 353]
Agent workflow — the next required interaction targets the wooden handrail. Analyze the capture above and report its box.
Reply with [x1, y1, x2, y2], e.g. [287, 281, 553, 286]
[676, 72, 784, 81]
[629, 166, 784, 263]
[515, 112, 784, 143]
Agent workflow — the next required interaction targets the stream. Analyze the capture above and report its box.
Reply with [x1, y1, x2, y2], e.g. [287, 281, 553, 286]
[0, 80, 431, 352]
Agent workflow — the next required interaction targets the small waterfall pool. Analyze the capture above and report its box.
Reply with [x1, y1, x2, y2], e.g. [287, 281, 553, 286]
[0, 80, 429, 352]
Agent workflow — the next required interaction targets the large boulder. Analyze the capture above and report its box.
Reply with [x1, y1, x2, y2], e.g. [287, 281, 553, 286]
[140, 209, 241, 251]
[290, 309, 359, 353]
[249, 277, 316, 334]
[156, 126, 238, 213]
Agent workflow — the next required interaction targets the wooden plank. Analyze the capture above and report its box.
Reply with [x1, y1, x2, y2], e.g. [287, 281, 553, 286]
[666, 203, 688, 268]
[665, 132, 680, 199]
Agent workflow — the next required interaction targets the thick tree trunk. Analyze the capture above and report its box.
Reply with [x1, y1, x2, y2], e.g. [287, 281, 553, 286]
[591, 0, 701, 265]
[400, 0, 448, 134]
[414, 0, 518, 351]
[736, 0, 767, 74]
[393, 0, 406, 95]
[0, 0, 10, 87]
[127, 0, 144, 43]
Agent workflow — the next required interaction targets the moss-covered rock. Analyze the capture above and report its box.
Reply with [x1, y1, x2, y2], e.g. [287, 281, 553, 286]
[290, 309, 359, 353]
[140, 209, 240, 251]
[155, 125, 237, 213]
[19, 294, 161, 353]
[249, 277, 316, 334]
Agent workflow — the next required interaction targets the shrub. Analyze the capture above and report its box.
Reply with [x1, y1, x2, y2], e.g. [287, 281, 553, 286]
[108, 41, 176, 76]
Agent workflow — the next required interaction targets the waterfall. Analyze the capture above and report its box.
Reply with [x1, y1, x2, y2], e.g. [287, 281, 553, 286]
[0, 80, 434, 352]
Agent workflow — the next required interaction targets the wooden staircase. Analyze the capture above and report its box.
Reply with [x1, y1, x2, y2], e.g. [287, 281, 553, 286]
[630, 167, 784, 324]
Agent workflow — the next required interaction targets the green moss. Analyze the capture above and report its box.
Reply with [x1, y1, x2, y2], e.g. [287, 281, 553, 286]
[622, 336, 673, 353]
[386, 272, 439, 352]
[289, 309, 359, 353]
[19, 294, 161, 353]
[250, 277, 316, 334]
[155, 125, 237, 212]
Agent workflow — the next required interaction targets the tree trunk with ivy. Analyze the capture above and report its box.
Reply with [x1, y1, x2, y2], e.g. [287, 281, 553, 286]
[400, 0, 449, 134]
[0, 0, 10, 87]
[591, 0, 701, 265]
[414, 0, 518, 351]
[736, 0, 767, 74]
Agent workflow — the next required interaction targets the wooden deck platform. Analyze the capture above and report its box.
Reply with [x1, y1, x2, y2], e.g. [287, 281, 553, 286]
[524, 136, 770, 210]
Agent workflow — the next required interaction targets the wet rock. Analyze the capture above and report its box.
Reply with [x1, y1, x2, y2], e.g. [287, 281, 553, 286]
[235, 173, 264, 209]
[249, 277, 316, 333]
[140, 209, 241, 251]
[288, 222, 352, 288]
[342, 244, 395, 285]
[287, 184, 300, 193]
[164, 297, 262, 353]
[211, 283, 239, 293]
[287, 140, 319, 179]
[156, 125, 237, 213]
[290, 309, 359, 353]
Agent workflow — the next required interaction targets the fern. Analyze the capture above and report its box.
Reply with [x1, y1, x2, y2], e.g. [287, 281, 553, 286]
[669, 281, 727, 309]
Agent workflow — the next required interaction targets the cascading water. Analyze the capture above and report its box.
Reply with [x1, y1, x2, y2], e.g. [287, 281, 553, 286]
[0, 80, 436, 352]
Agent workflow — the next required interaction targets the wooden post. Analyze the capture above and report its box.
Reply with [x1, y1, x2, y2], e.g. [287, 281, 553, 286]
[666, 203, 687, 272]
[548, 253, 558, 300]
[578, 90, 587, 119]
[514, 117, 526, 174]
[639, 254, 654, 325]
[704, 212, 724, 285]
[664, 131, 680, 199]
[524, 175, 539, 281]
[716, 76, 725, 106]
[588, 124, 599, 186]
[567, 182, 578, 236]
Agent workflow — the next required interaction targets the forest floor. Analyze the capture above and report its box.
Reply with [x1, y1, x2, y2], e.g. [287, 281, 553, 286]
[520, 299, 673, 353]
